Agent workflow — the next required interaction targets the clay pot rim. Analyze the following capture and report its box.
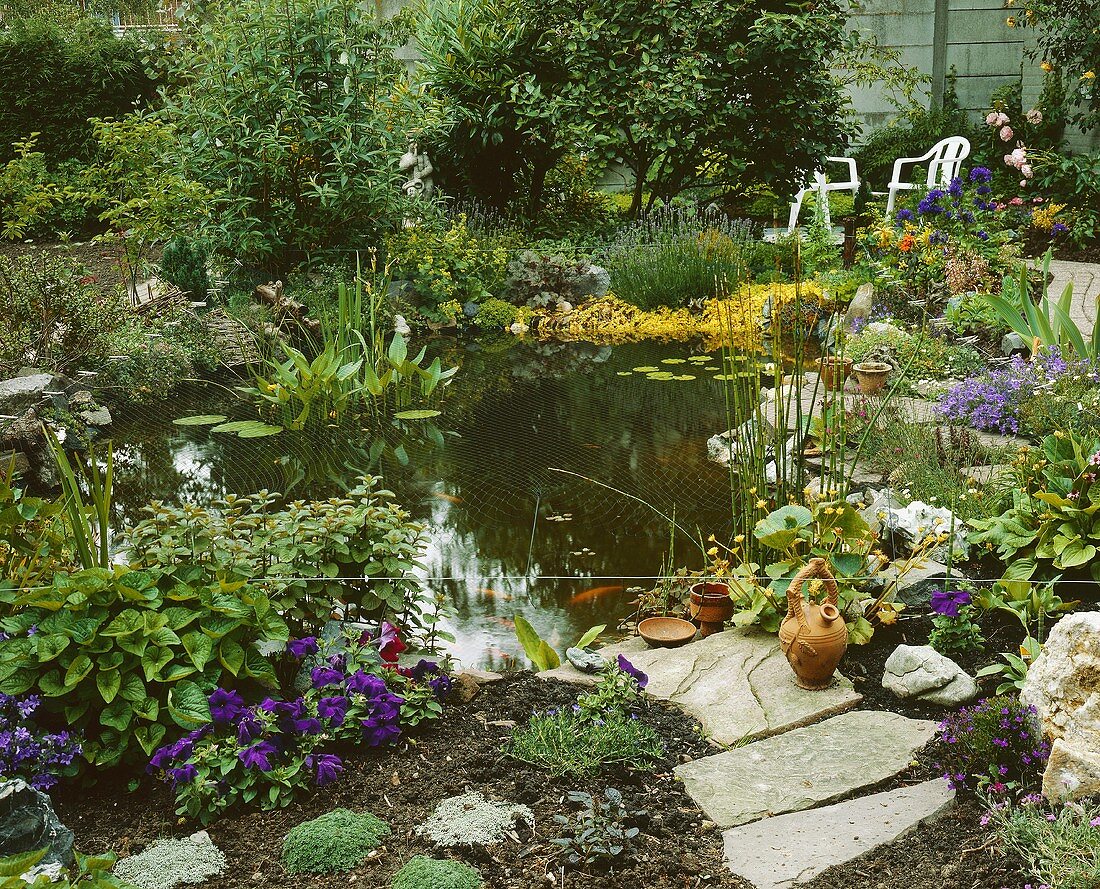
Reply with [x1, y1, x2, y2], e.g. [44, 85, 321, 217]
[818, 356, 853, 367]
[638, 616, 698, 648]
[852, 361, 892, 373]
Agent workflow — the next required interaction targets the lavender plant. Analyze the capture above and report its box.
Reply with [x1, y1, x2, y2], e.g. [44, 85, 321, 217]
[935, 696, 1049, 796]
[0, 692, 81, 791]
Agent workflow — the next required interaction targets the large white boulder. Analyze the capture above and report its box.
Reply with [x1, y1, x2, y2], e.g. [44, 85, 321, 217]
[1021, 612, 1100, 801]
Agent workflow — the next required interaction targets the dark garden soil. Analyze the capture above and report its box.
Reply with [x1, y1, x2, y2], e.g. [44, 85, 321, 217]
[54, 674, 751, 889]
[0, 239, 132, 292]
[51, 669, 1035, 889]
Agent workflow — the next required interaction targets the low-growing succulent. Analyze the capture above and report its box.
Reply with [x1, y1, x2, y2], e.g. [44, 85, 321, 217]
[282, 809, 390, 875]
[390, 856, 482, 889]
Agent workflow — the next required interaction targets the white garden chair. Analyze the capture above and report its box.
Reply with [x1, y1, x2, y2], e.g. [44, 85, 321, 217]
[882, 136, 971, 214]
[786, 156, 859, 234]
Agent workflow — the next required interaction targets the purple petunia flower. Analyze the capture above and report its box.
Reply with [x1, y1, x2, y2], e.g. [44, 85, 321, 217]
[239, 740, 278, 772]
[347, 670, 387, 697]
[317, 696, 349, 726]
[311, 666, 344, 690]
[168, 763, 198, 786]
[617, 655, 649, 689]
[306, 753, 344, 787]
[287, 637, 319, 659]
[236, 713, 264, 745]
[930, 588, 971, 618]
[208, 688, 245, 725]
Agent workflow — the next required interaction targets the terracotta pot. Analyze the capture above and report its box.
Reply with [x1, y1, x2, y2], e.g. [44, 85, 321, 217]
[818, 357, 852, 391]
[778, 558, 847, 689]
[688, 582, 734, 638]
[852, 361, 892, 395]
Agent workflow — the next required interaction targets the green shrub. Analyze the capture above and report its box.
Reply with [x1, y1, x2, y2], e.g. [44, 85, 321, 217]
[474, 298, 517, 329]
[165, 0, 422, 266]
[0, 567, 289, 767]
[502, 249, 590, 310]
[844, 325, 984, 389]
[282, 809, 390, 874]
[986, 798, 1100, 887]
[158, 237, 211, 299]
[119, 477, 432, 639]
[391, 857, 482, 889]
[506, 710, 664, 777]
[0, 15, 158, 163]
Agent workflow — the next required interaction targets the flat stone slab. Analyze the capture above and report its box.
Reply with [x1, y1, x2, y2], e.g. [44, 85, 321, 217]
[541, 630, 860, 746]
[722, 779, 954, 889]
[674, 710, 938, 827]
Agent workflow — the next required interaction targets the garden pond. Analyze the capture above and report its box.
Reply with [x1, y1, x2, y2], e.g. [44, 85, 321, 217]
[106, 338, 754, 668]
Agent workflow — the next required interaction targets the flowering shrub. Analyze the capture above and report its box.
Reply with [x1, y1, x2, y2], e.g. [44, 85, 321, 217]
[928, 588, 985, 656]
[937, 347, 1100, 437]
[149, 626, 449, 822]
[0, 693, 81, 791]
[935, 696, 1049, 796]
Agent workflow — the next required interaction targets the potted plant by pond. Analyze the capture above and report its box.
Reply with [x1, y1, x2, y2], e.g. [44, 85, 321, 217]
[687, 582, 734, 637]
[852, 360, 892, 394]
[817, 356, 852, 391]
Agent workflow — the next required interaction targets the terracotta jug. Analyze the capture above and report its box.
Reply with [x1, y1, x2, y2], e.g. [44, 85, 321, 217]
[688, 581, 734, 638]
[778, 558, 847, 689]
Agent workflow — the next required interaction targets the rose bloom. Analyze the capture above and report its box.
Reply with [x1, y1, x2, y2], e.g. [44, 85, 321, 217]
[999, 125, 1014, 142]
[986, 111, 1000, 126]
[1021, 164, 1034, 179]
[1026, 108, 1043, 124]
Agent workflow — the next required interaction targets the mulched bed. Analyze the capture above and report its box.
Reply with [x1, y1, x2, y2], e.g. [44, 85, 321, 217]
[54, 674, 751, 889]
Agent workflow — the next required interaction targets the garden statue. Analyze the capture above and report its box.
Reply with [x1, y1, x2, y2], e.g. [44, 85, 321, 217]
[399, 140, 434, 200]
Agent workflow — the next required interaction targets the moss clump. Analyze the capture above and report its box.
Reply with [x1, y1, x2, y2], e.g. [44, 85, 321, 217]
[391, 856, 483, 889]
[282, 808, 390, 875]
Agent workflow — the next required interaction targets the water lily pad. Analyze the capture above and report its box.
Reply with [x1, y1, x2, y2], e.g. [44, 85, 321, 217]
[674, 374, 696, 381]
[617, 371, 632, 376]
[705, 365, 720, 371]
[172, 415, 227, 426]
[236, 422, 283, 438]
[646, 371, 675, 380]
[713, 373, 738, 381]
[688, 355, 711, 362]
[661, 358, 687, 364]
[394, 409, 442, 420]
[632, 366, 659, 373]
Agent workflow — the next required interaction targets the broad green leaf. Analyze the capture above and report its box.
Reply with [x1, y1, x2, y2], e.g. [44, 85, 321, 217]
[168, 680, 212, 728]
[96, 668, 121, 703]
[575, 624, 605, 650]
[394, 409, 442, 420]
[182, 631, 214, 671]
[172, 415, 227, 426]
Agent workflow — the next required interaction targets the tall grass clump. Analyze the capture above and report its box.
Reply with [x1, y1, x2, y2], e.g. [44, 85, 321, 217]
[602, 206, 758, 309]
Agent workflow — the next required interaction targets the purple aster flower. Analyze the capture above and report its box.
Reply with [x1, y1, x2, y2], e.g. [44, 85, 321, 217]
[617, 655, 649, 689]
[239, 741, 278, 771]
[930, 588, 971, 617]
[306, 753, 344, 787]
[208, 688, 245, 725]
[287, 637, 318, 659]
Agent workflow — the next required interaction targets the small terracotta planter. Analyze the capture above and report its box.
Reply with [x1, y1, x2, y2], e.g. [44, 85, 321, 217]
[688, 582, 735, 638]
[638, 616, 697, 648]
[818, 357, 852, 391]
[852, 361, 892, 394]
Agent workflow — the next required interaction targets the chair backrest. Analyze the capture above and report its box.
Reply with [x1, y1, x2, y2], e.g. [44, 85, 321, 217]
[925, 136, 971, 187]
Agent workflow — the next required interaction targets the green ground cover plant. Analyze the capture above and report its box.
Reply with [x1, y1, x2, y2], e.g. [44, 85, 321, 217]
[391, 857, 482, 889]
[282, 809, 391, 874]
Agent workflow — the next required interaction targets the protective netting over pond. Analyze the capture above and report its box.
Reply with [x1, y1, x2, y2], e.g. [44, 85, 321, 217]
[102, 338, 752, 666]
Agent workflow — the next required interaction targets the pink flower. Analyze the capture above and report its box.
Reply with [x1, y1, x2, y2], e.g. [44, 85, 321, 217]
[1026, 108, 1043, 124]
[1004, 153, 1014, 166]
[1021, 180, 1028, 187]
[1090, 816, 1100, 827]
[1021, 164, 1034, 179]
[1010, 197, 1025, 206]
[1011, 147, 1028, 166]
[1000, 126, 1014, 142]
[986, 111, 1000, 126]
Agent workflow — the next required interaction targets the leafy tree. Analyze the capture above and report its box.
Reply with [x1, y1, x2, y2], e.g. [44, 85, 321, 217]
[417, 0, 580, 214]
[1013, 0, 1100, 132]
[165, 0, 435, 267]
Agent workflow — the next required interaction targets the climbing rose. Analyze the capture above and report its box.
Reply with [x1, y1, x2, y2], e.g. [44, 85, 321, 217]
[999, 125, 1014, 142]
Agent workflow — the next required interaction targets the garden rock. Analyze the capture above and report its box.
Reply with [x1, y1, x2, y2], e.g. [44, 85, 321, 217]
[0, 779, 74, 872]
[707, 416, 776, 467]
[417, 791, 533, 847]
[1001, 332, 1028, 356]
[721, 779, 954, 889]
[842, 283, 875, 330]
[0, 374, 53, 417]
[674, 710, 938, 827]
[576, 264, 611, 298]
[565, 647, 606, 673]
[882, 644, 978, 706]
[875, 559, 957, 609]
[1021, 611, 1100, 801]
[78, 407, 112, 428]
[878, 500, 969, 560]
[446, 671, 481, 704]
[113, 831, 226, 889]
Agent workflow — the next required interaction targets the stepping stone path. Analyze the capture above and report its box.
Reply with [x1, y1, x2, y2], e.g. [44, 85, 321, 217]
[674, 710, 938, 827]
[721, 779, 955, 889]
[542, 630, 861, 746]
[547, 629, 951, 887]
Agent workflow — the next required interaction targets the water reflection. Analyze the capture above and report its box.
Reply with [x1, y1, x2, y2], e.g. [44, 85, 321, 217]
[110, 338, 740, 667]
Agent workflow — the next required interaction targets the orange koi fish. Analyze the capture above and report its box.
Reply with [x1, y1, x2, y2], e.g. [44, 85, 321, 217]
[568, 585, 625, 606]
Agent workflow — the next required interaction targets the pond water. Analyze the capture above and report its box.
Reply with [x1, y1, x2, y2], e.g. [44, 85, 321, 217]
[108, 338, 748, 668]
